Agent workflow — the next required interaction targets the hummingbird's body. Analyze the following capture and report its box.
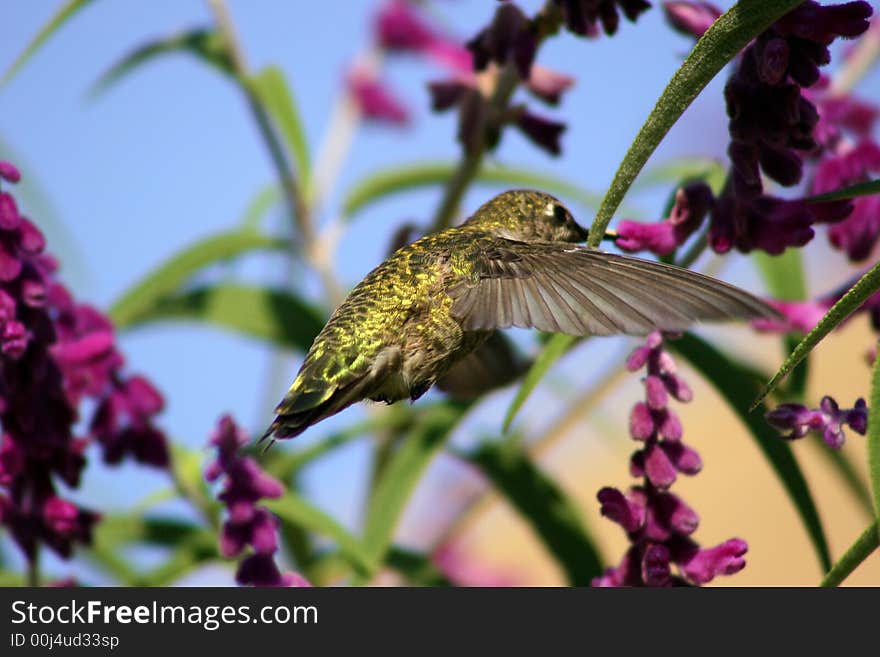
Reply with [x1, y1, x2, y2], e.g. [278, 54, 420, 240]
[263, 190, 777, 441]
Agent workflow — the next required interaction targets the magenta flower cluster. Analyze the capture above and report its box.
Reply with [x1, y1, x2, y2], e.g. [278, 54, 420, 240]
[0, 161, 169, 569]
[611, 1, 873, 258]
[593, 332, 747, 586]
[346, 0, 473, 126]
[766, 396, 867, 448]
[206, 415, 309, 587]
[552, 0, 652, 37]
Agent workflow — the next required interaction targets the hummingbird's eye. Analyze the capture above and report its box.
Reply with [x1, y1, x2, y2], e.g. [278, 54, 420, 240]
[552, 204, 568, 224]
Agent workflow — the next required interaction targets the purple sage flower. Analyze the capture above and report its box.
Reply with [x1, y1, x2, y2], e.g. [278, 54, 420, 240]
[207, 414, 307, 587]
[615, 181, 714, 256]
[467, 2, 537, 79]
[594, 332, 747, 586]
[766, 396, 867, 448]
[0, 161, 168, 576]
[553, 0, 653, 37]
[706, 1, 872, 256]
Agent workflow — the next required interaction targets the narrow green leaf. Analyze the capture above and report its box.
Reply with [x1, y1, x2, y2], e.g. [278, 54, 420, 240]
[89, 515, 219, 586]
[868, 339, 880, 525]
[753, 250, 809, 398]
[385, 546, 453, 586]
[264, 493, 375, 576]
[503, 334, 577, 433]
[120, 284, 324, 353]
[632, 156, 727, 194]
[133, 534, 220, 586]
[239, 185, 281, 231]
[753, 249, 806, 301]
[812, 441, 874, 517]
[89, 28, 233, 97]
[94, 515, 205, 548]
[249, 66, 311, 183]
[586, 0, 805, 247]
[0, 571, 25, 586]
[671, 333, 832, 572]
[462, 442, 603, 585]
[170, 443, 220, 527]
[806, 179, 880, 203]
[754, 260, 880, 408]
[109, 230, 288, 329]
[261, 415, 402, 482]
[2, 0, 97, 85]
[362, 401, 472, 570]
[343, 162, 606, 219]
[820, 520, 879, 587]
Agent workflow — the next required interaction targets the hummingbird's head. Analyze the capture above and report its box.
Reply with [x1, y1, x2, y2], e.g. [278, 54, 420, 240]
[466, 190, 589, 243]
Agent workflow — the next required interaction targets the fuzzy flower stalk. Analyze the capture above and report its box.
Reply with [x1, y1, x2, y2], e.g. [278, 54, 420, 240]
[206, 415, 309, 587]
[593, 332, 747, 586]
[0, 161, 169, 582]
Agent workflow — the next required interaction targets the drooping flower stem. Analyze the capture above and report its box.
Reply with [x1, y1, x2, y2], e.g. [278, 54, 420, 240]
[26, 547, 39, 587]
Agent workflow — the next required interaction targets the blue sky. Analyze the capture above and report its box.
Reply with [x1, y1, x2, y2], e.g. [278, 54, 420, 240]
[2, 1, 877, 582]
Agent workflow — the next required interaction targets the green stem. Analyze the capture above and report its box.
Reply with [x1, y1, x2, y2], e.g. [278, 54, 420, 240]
[207, 0, 312, 245]
[820, 520, 879, 587]
[26, 549, 39, 587]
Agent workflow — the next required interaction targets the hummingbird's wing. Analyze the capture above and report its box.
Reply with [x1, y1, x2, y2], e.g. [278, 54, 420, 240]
[447, 242, 779, 335]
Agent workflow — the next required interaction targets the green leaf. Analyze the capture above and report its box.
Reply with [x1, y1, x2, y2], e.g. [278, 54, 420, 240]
[503, 334, 577, 433]
[753, 250, 810, 399]
[820, 520, 879, 587]
[169, 443, 220, 527]
[262, 415, 401, 482]
[89, 28, 233, 97]
[89, 515, 219, 586]
[586, 0, 806, 247]
[806, 179, 880, 203]
[109, 229, 289, 329]
[385, 546, 453, 586]
[632, 156, 727, 194]
[120, 284, 324, 353]
[343, 162, 606, 219]
[0, 571, 24, 587]
[249, 66, 311, 183]
[753, 249, 806, 301]
[754, 259, 880, 408]
[462, 442, 603, 585]
[361, 401, 472, 572]
[263, 493, 375, 576]
[95, 515, 205, 548]
[868, 338, 880, 527]
[2, 0, 98, 85]
[670, 333, 832, 572]
[239, 185, 281, 231]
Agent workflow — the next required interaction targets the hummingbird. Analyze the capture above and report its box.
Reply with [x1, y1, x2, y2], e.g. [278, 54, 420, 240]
[262, 189, 777, 442]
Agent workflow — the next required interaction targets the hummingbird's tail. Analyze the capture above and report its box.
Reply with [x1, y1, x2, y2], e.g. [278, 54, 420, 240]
[259, 380, 365, 445]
